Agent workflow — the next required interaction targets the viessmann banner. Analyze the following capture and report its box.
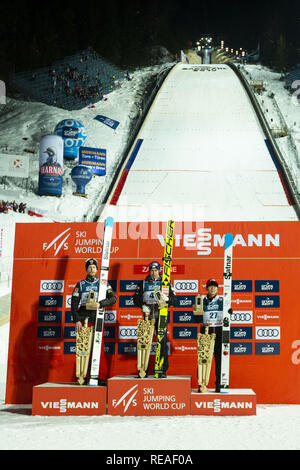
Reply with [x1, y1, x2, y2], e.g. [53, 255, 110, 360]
[5, 221, 300, 404]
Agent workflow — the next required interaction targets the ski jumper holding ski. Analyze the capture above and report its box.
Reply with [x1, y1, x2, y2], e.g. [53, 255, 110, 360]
[71, 258, 116, 384]
[194, 279, 224, 392]
[133, 261, 177, 377]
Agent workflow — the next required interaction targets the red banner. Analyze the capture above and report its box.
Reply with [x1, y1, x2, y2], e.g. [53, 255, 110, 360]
[5, 221, 300, 404]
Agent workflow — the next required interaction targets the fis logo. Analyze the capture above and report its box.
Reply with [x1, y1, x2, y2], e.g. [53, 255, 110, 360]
[112, 384, 138, 413]
[42, 228, 71, 256]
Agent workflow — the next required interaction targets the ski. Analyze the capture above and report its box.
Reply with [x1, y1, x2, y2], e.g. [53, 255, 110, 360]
[154, 220, 175, 378]
[89, 216, 114, 386]
[220, 232, 233, 393]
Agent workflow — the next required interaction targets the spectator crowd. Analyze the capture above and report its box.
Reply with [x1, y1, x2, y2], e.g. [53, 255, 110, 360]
[0, 200, 27, 214]
[47, 49, 108, 105]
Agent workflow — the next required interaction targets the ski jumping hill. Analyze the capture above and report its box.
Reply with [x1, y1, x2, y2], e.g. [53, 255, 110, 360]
[102, 63, 298, 222]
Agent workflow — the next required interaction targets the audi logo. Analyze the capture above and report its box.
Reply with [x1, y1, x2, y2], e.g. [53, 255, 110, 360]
[231, 313, 252, 322]
[105, 312, 116, 322]
[41, 281, 63, 291]
[175, 281, 197, 291]
[257, 328, 280, 337]
[119, 328, 138, 337]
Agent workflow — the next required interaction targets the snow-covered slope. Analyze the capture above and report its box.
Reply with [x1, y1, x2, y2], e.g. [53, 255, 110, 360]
[102, 63, 298, 222]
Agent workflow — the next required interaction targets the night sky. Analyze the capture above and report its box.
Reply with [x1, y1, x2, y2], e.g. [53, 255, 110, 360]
[0, 0, 299, 80]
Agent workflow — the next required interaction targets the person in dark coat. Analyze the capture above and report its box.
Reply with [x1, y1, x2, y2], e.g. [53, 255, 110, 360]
[71, 258, 116, 385]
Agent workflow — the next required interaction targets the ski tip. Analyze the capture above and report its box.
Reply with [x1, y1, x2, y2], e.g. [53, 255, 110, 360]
[225, 233, 233, 249]
[105, 216, 114, 227]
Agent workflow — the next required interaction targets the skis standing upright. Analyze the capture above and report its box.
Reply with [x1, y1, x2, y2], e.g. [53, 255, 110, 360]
[154, 220, 175, 378]
[220, 232, 233, 393]
[89, 216, 114, 386]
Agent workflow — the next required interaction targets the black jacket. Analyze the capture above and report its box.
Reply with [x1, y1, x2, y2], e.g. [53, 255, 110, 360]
[71, 275, 116, 323]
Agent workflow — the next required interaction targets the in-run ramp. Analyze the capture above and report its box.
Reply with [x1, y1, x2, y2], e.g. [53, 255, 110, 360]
[101, 63, 298, 222]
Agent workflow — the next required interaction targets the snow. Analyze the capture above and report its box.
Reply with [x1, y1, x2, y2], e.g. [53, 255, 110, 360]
[0, 318, 300, 451]
[1, 59, 300, 450]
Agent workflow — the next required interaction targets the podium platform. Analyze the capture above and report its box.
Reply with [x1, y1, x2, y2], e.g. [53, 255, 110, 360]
[108, 375, 191, 416]
[32, 382, 107, 416]
[31, 380, 256, 417]
[190, 388, 256, 416]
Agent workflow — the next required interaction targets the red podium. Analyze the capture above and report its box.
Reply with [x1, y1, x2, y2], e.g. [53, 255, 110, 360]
[108, 375, 191, 416]
[32, 383, 107, 416]
[190, 389, 256, 416]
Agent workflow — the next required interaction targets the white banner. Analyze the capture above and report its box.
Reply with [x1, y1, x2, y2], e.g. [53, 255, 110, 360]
[0, 154, 29, 178]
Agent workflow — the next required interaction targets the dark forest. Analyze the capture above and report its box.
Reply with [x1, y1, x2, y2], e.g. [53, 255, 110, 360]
[0, 0, 299, 82]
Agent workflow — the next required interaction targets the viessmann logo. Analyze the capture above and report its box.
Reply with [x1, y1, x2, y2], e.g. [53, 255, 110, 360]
[42, 228, 71, 256]
[157, 228, 280, 255]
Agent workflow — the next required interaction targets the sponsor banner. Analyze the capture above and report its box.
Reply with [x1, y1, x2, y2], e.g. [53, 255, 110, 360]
[36, 342, 63, 356]
[64, 311, 73, 323]
[255, 311, 280, 324]
[120, 280, 139, 292]
[108, 377, 191, 416]
[231, 294, 253, 309]
[104, 342, 116, 355]
[173, 326, 198, 340]
[6, 221, 300, 405]
[232, 280, 252, 292]
[255, 342, 280, 355]
[190, 390, 256, 416]
[40, 280, 64, 293]
[38, 311, 62, 323]
[0, 153, 29, 178]
[118, 311, 143, 323]
[64, 342, 76, 355]
[32, 383, 107, 416]
[104, 326, 116, 339]
[39, 295, 63, 308]
[94, 115, 120, 130]
[230, 343, 253, 355]
[79, 146, 106, 176]
[231, 326, 253, 340]
[175, 295, 195, 308]
[173, 343, 198, 354]
[173, 311, 195, 323]
[230, 310, 253, 324]
[255, 296, 280, 308]
[255, 326, 280, 340]
[119, 296, 136, 308]
[174, 280, 198, 293]
[38, 135, 64, 196]
[65, 295, 72, 309]
[255, 280, 280, 292]
[104, 310, 117, 324]
[64, 327, 76, 339]
[118, 342, 137, 355]
[118, 326, 138, 340]
[37, 326, 62, 339]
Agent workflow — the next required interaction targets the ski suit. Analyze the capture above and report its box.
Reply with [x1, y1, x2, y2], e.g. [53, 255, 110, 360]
[133, 274, 177, 375]
[194, 294, 223, 390]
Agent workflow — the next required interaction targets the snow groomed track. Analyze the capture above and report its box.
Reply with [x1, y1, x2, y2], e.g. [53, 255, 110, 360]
[103, 63, 298, 221]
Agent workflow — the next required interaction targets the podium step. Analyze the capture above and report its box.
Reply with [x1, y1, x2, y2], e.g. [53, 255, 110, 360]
[108, 375, 191, 416]
[32, 382, 107, 416]
[191, 388, 256, 416]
